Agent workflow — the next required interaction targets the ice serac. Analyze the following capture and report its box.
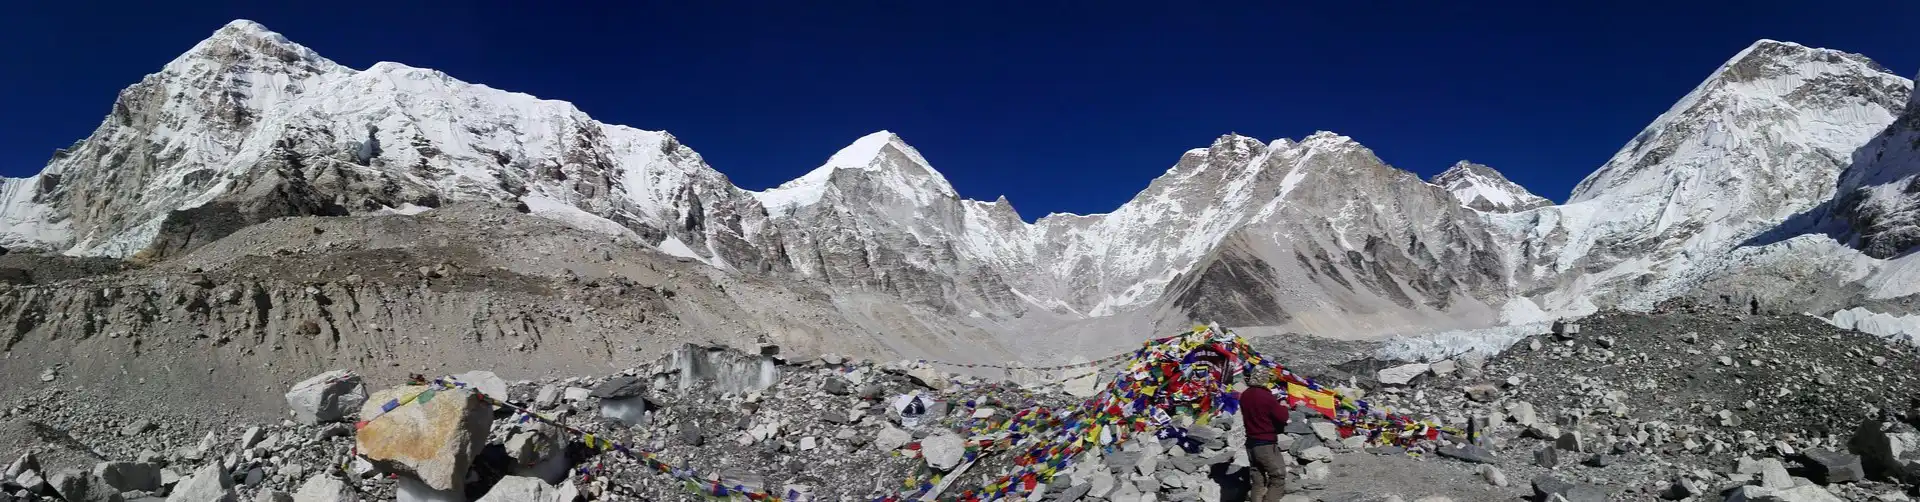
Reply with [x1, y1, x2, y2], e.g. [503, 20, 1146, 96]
[1829, 69, 1920, 259]
[1430, 161, 1552, 213]
[0, 20, 788, 272]
[1515, 39, 1911, 312]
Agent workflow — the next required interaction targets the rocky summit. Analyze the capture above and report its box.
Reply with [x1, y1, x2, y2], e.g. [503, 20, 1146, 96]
[4, 17, 1920, 502]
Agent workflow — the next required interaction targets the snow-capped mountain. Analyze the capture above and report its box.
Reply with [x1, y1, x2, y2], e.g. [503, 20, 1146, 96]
[1496, 40, 1912, 314]
[1429, 161, 1552, 213]
[4, 21, 1919, 355]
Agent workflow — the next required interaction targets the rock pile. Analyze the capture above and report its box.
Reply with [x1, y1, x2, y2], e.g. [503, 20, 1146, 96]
[3, 303, 1919, 501]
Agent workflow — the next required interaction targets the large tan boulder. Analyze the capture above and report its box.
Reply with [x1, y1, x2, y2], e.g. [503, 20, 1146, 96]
[354, 385, 492, 493]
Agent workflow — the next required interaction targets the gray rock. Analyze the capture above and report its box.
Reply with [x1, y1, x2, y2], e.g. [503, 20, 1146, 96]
[1377, 364, 1429, 386]
[119, 420, 154, 437]
[1283, 414, 1314, 435]
[1437, 445, 1496, 464]
[242, 468, 263, 486]
[1297, 446, 1333, 462]
[823, 378, 850, 396]
[1367, 446, 1407, 456]
[874, 427, 911, 452]
[533, 386, 561, 409]
[588, 377, 645, 400]
[252, 491, 291, 502]
[678, 426, 705, 447]
[52, 469, 122, 502]
[922, 432, 965, 471]
[1535, 447, 1559, 468]
[1310, 422, 1342, 443]
[1798, 450, 1862, 485]
[93, 463, 162, 493]
[1660, 477, 1701, 500]
[1530, 475, 1605, 502]
[1725, 485, 1845, 502]
[5, 454, 38, 480]
[284, 371, 368, 425]
[13, 470, 48, 495]
[450, 371, 508, 401]
[1479, 465, 1508, 487]
[1848, 420, 1920, 483]
[1289, 434, 1323, 453]
[163, 465, 233, 502]
[1555, 431, 1583, 452]
[1462, 383, 1501, 403]
[476, 476, 552, 502]
[1582, 454, 1613, 468]
[1057, 483, 1092, 502]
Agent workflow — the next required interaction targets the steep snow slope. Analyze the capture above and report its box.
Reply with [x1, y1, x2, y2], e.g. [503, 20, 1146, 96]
[1828, 69, 1920, 259]
[1511, 40, 1912, 313]
[1429, 161, 1552, 213]
[0, 20, 787, 273]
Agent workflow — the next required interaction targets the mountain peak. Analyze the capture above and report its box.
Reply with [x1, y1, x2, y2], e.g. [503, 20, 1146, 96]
[169, 19, 340, 74]
[1430, 160, 1551, 213]
[753, 131, 958, 216]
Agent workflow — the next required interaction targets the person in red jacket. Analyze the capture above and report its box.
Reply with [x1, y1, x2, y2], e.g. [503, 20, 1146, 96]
[1240, 369, 1290, 502]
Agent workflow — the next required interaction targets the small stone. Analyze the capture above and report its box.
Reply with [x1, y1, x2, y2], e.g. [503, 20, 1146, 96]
[119, 420, 155, 437]
[1479, 465, 1508, 487]
[1535, 447, 1559, 468]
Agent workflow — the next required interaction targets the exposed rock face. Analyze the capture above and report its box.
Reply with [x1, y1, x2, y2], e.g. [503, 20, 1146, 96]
[353, 386, 492, 492]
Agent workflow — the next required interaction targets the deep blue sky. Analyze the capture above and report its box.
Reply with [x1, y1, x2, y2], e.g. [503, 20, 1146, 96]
[4, 2, 1917, 219]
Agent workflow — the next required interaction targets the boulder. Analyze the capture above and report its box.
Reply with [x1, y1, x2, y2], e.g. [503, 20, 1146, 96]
[588, 377, 645, 400]
[1061, 364, 1100, 398]
[393, 476, 460, 502]
[476, 476, 553, 502]
[504, 425, 561, 466]
[1310, 422, 1342, 443]
[1428, 359, 1458, 377]
[164, 465, 233, 502]
[93, 462, 161, 492]
[533, 386, 561, 409]
[1725, 485, 1844, 502]
[1802, 449, 1864, 484]
[450, 371, 508, 402]
[1555, 431, 1584, 452]
[1297, 446, 1333, 462]
[1462, 383, 1501, 403]
[598, 396, 651, 426]
[4, 453, 37, 479]
[823, 378, 851, 396]
[1530, 475, 1605, 502]
[1479, 465, 1508, 487]
[119, 420, 154, 437]
[922, 432, 966, 471]
[1659, 477, 1702, 500]
[906, 367, 951, 391]
[1506, 401, 1539, 427]
[1377, 364, 1429, 386]
[253, 491, 291, 502]
[1849, 420, 1920, 483]
[354, 385, 492, 493]
[52, 469, 122, 502]
[874, 427, 912, 452]
[1534, 447, 1558, 468]
[15, 469, 48, 495]
[284, 371, 368, 425]
[1437, 445, 1496, 464]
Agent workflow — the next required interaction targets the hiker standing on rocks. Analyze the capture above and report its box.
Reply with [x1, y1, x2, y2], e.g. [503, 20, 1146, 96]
[1241, 369, 1289, 502]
